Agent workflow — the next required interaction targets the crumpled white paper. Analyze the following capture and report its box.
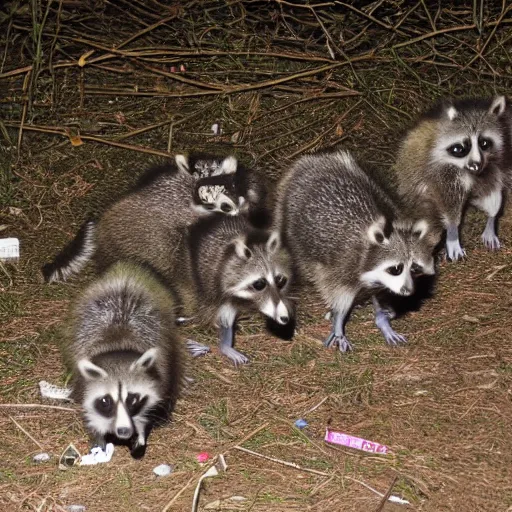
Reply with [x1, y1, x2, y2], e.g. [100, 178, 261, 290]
[79, 443, 114, 466]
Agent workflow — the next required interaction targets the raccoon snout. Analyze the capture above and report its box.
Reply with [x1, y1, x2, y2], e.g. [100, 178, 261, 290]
[116, 426, 133, 439]
[466, 161, 482, 173]
[399, 285, 413, 296]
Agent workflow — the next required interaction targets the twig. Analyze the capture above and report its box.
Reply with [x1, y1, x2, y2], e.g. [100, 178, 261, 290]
[0, 404, 77, 412]
[4, 122, 173, 158]
[225, 422, 269, 453]
[161, 475, 195, 512]
[9, 416, 44, 450]
[17, 71, 31, 158]
[374, 475, 398, 512]
[233, 445, 329, 477]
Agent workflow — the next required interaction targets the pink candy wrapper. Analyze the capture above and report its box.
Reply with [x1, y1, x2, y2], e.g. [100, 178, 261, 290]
[324, 428, 389, 454]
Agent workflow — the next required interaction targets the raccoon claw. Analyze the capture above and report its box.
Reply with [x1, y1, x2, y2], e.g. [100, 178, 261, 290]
[323, 333, 352, 352]
[384, 331, 407, 346]
[186, 339, 211, 358]
[221, 346, 249, 366]
[445, 240, 466, 261]
[481, 231, 500, 251]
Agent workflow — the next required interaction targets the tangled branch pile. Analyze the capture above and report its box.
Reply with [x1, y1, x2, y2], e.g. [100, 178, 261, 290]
[1, 1, 512, 172]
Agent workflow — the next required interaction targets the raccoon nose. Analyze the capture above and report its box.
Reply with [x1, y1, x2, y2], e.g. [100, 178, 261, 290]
[279, 315, 289, 324]
[467, 161, 481, 173]
[400, 286, 413, 296]
[116, 427, 132, 439]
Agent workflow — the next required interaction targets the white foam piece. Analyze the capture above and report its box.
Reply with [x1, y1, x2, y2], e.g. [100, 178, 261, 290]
[0, 238, 19, 260]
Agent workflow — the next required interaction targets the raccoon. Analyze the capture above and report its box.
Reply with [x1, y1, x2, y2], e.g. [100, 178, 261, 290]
[395, 96, 511, 261]
[276, 149, 439, 351]
[65, 261, 183, 459]
[42, 153, 265, 283]
[181, 214, 294, 365]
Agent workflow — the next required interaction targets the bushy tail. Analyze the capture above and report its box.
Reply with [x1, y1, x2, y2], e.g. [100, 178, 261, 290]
[42, 219, 96, 283]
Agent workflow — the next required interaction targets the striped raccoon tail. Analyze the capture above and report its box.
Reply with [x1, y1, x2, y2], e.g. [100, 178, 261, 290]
[42, 219, 96, 283]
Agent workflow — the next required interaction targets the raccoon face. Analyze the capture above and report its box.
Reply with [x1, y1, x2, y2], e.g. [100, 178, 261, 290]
[224, 231, 292, 325]
[431, 96, 507, 175]
[77, 348, 162, 440]
[361, 219, 435, 296]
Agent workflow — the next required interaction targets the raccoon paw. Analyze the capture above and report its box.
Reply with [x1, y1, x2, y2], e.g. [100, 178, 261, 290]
[481, 230, 501, 251]
[221, 346, 249, 366]
[130, 442, 147, 460]
[323, 333, 352, 353]
[445, 240, 466, 261]
[186, 340, 211, 358]
[383, 330, 407, 346]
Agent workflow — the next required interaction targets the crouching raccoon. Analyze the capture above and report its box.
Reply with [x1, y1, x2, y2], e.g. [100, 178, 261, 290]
[64, 261, 183, 458]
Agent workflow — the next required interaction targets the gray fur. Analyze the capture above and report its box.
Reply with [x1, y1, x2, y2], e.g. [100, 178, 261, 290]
[42, 153, 264, 283]
[395, 95, 512, 260]
[276, 149, 439, 351]
[66, 261, 183, 458]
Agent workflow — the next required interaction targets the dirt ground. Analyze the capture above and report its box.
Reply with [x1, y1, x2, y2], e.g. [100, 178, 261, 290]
[2, 2, 512, 511]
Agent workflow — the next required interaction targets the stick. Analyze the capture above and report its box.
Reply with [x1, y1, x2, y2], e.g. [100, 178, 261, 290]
[225, 422, 269, 453]
[374, 475, 398, 512]
[233, 446, 329, 477]
[3, 123, 173, 158]
[161, 475, 195, 512]
[9, 416, 44, 450]
[0, 404, 77, 412]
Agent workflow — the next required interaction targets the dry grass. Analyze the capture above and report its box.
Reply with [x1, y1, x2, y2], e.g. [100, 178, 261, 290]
[2, 1, 512, 511]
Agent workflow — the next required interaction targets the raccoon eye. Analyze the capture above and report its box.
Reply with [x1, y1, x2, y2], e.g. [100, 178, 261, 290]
[220, 203, 233, 213]
[479, 137, 493, 151]
[411, 263, 423, 275]
[447, 143, 470, 158]
[252, 278, 267, 291]
[386, 264, 404, 276]
[95, 395, 114, 416]
[126, 393, 140, 411]
[275, 275, 288, 289]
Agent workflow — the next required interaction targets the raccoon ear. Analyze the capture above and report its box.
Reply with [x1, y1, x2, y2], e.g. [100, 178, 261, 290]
[130, 347, 159, 372]
[175, 154, 190, 173]
[412, 219, 429, 240]
[446, 106, 458, 121]
[266, 230, 281, 254]
[367, 220, 388, 246]
[234, 238, 252, 260]
[77, 359, 108, 381]
[220, 156, 237, 175]
[489, 95, 506, 117]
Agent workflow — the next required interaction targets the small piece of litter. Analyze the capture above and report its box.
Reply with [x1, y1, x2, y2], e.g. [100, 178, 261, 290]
[211, 123, 221, 136]
[0, 238, 19, 261]
[79, 443, 114, 466]
[389, 496, 410, 505]
[33, 452, 51, 463]
[462, 314, 480, 324]
[216, 453, 227, 472]
[325, 428, 388, 454]
[65, 506, 86, 512]
[39, 380, 73, 401]
[153, 464, 173, 477]
[294, 419, 308, 429]
[196, 452, 210, 463]
[59, 444, 81, 470]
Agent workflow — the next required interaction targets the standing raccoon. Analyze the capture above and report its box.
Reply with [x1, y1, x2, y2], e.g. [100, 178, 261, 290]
[181, 214, 293, 365]
[276, 149, 439, 351]
[395, 96, 511, 261]
[65, 261, 183, 458]
[42, 153, 265, 283]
